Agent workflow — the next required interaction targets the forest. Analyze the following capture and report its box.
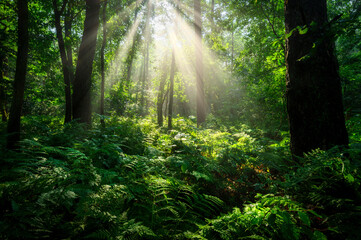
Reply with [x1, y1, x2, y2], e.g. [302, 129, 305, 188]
[1, 0, 361, 239]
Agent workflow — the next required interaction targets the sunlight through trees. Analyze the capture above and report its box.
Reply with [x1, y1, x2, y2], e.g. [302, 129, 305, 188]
[1, 0, 361, 238]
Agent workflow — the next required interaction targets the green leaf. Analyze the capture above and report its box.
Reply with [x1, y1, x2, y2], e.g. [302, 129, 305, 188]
[345, 173, 355, 183]
[309, 210, 322, 218]
[192, 171, 212, 182]
[181, 163, 187, 173]
[298, 211, 310, 227]
[299, 26, 308, 35]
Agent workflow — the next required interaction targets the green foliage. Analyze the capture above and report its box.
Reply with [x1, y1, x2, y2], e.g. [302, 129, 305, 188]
[0, 117, 225, 239]
[187, 194, 325, 240]
[282, 148, 361, 239]
[347, 114, 361, 143]
[1, 115, 361, 239]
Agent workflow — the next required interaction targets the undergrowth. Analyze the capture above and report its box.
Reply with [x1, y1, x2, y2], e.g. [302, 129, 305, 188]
[1, 115, 361, 239]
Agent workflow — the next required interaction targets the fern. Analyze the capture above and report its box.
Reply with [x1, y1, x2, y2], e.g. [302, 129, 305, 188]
[188, 193, 329, 240]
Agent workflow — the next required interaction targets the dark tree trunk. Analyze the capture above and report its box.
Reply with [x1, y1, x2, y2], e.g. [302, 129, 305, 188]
[285, 0, 348, 157]
[194, 0, 205, 126]
[53, 0, 72, 123]
[168, 51, 176, 130]
[100, 1, 107, 126]
[72, 0, 100, 125]
[7, 0, 29, 149]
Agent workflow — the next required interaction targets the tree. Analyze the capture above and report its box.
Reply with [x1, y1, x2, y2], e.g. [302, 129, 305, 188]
[100, 0, 107, 126]
[139, 0, 152, 116]
[194, 0, 205, 126]
[72, 0, 100, 125]
[168, 51, 176, 130]
[157, 55, 168, 127]
[0, 0, 16, 123]
[6, 0, 29, 149]
[285, 0, 349, 156]
[123, 4, 141, 114]
[53, 0, 73, 123]
[64, 1, 75, 88]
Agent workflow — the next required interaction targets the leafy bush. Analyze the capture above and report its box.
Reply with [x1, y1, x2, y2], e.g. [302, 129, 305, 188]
[187, 194, 326, 240]
[281, 148, 361, 239]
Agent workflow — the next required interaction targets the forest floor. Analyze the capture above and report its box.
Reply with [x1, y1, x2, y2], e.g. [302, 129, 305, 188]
[1, 115, 361, 239]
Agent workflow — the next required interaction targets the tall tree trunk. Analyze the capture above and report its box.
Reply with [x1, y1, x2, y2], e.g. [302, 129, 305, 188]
[65, 2, 74, 85]
[53, 0, 72, 123]
[164, 83, 169, 119]
[135, 61, 144, 106]
[100, 1, 107, 126]
[72, 0, 100, 125]
[139, 53, 147, 115]
[139, 0, 151, 116]
[168, 51, 176, 130]
[285, 0, 348, 157]
[7, 0, 29, 149]
[157, 56, 168, 127]
[125, 39, 135, 93]
[125, 7, 140, 89]
[231, 22, 234, 73]
[194, 0, 205, 126]
[123, 6, 140, 115]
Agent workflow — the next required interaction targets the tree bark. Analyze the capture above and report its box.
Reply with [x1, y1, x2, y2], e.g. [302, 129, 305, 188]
[194, 0, 205, 126]
[53, 0, 72, 123]
[285, 0, 348, 157]
[168, 51, 176, 130]
[7, 0, 29, 149]
[64, 2, 74, 85]
[72, 0, 100, 125]
[139, 0, 151, 116]
[157, 56, 168, 127]
[100, 1, 107, 126]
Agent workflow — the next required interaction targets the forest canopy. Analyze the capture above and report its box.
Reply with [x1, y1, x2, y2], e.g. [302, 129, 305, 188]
[1, 0, 361, 239]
